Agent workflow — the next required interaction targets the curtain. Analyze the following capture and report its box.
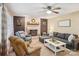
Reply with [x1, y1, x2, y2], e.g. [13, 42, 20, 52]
[0, 4, 2, 55]
[1, 3, 7, 56]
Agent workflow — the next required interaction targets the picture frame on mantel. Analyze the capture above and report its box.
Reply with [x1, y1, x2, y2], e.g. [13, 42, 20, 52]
[58, 19, 71, 27]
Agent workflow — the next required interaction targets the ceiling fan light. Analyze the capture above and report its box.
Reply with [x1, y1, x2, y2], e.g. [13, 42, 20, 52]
[46, 10, 52, 14]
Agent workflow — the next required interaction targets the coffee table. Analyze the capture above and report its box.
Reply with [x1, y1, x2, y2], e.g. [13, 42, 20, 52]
[44, 39, 66, 55]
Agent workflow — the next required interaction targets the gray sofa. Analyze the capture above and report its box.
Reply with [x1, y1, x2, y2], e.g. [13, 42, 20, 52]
[52, 32, 78, 50]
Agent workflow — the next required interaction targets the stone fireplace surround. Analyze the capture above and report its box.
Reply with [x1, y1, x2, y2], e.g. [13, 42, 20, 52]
[26, 25, 40, 36]
[25, 17, 40, 36]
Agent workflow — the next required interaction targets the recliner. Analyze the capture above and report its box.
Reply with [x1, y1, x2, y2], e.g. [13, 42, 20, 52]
[9, 36, 41, 56]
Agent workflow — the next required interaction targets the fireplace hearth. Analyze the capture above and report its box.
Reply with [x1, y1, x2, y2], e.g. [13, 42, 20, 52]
[29, 29, 37, 36]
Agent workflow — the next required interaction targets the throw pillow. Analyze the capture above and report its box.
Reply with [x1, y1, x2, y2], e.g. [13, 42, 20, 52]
[20, 33, 25, 38]
[68, 34, 75, 42]
[18, 31, 25, 37]
[64, 34, 70, 40]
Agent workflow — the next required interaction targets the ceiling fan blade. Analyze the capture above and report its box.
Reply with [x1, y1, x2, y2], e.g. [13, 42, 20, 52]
[53, 7, 61, 10]
[52, 10, 59, 14]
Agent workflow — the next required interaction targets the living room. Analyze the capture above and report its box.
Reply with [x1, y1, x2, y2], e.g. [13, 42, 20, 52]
[0, 3, 79, 56]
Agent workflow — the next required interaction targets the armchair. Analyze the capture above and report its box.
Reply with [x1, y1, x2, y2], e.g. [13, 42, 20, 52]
[39, 33, 50, 43]
[9, 36, 41, 56]
[15, 31, 32, 42]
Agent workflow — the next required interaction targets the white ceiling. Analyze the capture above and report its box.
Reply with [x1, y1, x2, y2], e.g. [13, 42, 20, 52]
[5, 3, 79, 18]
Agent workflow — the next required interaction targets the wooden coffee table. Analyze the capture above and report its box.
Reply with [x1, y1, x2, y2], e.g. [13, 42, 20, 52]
[44, 39, 66, 55]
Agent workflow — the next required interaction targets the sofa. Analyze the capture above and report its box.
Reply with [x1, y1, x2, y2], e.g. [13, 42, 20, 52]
[52, 32, 78, 50]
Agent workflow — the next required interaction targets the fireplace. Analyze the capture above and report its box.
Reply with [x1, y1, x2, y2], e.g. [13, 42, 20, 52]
[29, 29, 37, 36]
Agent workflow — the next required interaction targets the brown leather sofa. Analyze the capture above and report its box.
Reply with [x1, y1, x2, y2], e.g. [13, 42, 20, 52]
[9, 36, 41, 56]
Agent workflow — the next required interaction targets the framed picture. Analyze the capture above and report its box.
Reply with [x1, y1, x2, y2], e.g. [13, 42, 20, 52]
[58, 19, 71, 27]
[16, 20, 21, 26]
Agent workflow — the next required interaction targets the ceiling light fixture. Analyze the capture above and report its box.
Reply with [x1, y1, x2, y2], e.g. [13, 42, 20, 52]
[46, 10, 52, 14]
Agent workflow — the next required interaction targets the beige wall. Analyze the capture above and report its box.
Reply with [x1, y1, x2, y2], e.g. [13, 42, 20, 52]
[25, 16, 41, 35]
[48, 11, 79, 36]
[7, 10, 79, 36]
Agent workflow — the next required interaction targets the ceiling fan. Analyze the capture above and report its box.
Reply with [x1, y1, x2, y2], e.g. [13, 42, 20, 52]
[42, 4, 61, 14]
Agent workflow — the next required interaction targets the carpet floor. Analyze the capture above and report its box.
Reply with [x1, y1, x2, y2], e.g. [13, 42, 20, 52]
[8, 36, 79, 56]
